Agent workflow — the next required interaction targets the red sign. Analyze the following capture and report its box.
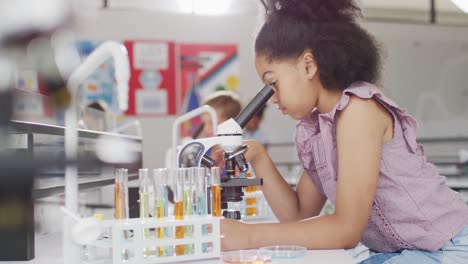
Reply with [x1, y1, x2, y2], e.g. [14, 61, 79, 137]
[124, 40, 177, 116]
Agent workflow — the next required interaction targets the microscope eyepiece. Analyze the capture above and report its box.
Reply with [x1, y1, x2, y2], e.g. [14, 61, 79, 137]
[234, 85, 274, 129]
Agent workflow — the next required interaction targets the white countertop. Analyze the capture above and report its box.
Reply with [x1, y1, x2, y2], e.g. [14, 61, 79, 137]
[2, 231, 355, 264]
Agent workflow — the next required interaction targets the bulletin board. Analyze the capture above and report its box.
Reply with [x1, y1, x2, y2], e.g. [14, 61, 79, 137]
[124, 40, 177, 116]
[178, 43, 239, 137]
[75, 40, 122, 114]
[74, 40, 238, 119]
[178, 43, 239, 112]
[14, 70, 44, 116]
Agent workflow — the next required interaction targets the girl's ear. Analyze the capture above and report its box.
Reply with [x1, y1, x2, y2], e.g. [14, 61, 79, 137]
[302, 51, 317, 80]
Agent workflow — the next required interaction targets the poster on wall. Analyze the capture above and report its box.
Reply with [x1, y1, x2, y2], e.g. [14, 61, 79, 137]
[76, 40, 122, 114]
[13, 69, 47, 118]
[13, 70, 59, 123]
[178, 43, 239, 137]
[124, 40, 177, 116]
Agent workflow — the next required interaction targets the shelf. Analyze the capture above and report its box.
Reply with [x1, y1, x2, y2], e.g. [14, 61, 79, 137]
[5, 120, 144, 199]
[10, 120, 142, 141]
[33, 172, 138, 199]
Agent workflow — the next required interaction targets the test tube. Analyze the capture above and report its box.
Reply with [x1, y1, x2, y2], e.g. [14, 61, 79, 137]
[192, 167, 207, 216]
[174, 168, 185, 256]
[191, 170, 199, 215]
[114, 168, 129, 261]
[114, 169, 124, 219]
[211, 167, 222, 217]
[183, 168, 193, 217]
[164, 169, 175, 257]
[139, 168, 151, 257]
[123, 169, 129, 219]
[192, 167, 208, 253]
[245, 171, 257, 216]
[153, 168, 168, 257]
[183, 168, 194, 254]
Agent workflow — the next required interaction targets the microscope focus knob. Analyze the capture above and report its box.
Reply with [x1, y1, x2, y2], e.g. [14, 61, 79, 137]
[223, 209, 241, 220]
[234, 153, 248, 172]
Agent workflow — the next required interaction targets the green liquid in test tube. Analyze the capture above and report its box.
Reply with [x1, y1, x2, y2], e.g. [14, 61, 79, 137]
[139, 168, 151, 257]
[192, 167, 208, 253]
[182, 168, 193, 255]
[163, 170, 175, 257]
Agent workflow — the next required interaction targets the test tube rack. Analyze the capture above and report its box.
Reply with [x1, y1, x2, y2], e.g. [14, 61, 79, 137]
[84, 215, 222, 264]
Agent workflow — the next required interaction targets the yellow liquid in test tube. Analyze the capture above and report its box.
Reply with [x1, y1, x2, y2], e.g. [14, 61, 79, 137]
[114, 183, 123, 218]
[155, 199, 164, 257]
[211, 185, 221, 217]
[139, 192, 150, 257]
[115, 169, 129, 261]
[174, 201, 185, 256]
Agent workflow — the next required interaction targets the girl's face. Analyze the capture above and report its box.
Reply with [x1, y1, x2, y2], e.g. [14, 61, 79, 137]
[255, 53, 319, 120]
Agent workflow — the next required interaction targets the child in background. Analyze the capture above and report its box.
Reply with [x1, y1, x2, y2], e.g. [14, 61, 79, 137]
[244, 105, 269, 149]
[200, 91, 242, 166]
[220, 1, 468, 263]
[199, 90, 242, 138]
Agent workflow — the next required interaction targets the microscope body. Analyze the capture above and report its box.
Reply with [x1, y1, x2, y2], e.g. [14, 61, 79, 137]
[176, 119, 262, 219]
[176, 85, 273, 219]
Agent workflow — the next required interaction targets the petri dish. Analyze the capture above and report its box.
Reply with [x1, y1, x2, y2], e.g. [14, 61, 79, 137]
[258, 245, 307, 259]
[222, 250, 272, 264]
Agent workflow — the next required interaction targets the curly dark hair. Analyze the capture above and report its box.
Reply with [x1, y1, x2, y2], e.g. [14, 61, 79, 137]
[255, 0, 381, 90]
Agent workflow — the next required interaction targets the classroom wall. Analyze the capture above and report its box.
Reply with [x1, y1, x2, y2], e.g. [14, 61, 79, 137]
[74, 9, 468, 169]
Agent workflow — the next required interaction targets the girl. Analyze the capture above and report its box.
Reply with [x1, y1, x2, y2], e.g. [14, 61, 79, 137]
[220, 0, 468, 263]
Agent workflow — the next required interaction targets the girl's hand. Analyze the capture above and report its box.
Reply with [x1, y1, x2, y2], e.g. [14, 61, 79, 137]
[221, 218, 253, 251]
[243, 140, 266, 164]
[212, 140, 266, 176]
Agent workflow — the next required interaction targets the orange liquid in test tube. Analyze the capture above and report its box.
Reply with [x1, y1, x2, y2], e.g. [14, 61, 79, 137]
[211, 185, 221, 217]
[114, 183, 122, 218]
[156, 204, 164, 256]
[211, 167, 222, 217]
[174, 201, 184, 255]
[245, 185, 257, 216]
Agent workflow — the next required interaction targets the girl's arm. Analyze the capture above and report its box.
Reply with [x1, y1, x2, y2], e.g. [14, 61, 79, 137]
[244, 140, 326, 222]
[222, 97, 392, 251]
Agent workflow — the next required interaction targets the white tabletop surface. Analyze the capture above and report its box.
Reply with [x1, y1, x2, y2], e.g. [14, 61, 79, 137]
[1, 232, 355, 264]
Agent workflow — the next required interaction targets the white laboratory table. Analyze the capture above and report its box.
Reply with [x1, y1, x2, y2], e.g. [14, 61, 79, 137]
[3, 215, 355, 264]
[2, 232, 355, 264]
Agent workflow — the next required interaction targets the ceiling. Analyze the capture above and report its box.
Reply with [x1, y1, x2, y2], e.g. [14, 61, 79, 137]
[80, 0, 467, 24]
[81, 0, 465, 13]
[360, 0, 461, 12]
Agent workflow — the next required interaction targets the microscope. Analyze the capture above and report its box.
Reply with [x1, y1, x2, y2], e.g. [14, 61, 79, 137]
[177, 85, 274, 219]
